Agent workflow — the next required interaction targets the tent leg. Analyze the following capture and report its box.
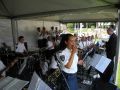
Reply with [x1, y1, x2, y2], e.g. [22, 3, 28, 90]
[11, 19, 18, 50]
[115, 9, 120, 87]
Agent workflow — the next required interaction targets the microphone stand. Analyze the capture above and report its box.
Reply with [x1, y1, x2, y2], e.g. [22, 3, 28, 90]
[83, 48, 93, 61]
[54, 52, 70, 90]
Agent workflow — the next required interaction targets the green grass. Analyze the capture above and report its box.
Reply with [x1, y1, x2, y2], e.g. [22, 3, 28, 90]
[116, 61, 120, 88]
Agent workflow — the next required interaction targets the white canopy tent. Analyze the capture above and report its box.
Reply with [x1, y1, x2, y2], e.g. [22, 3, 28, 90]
[0, 0, 120, 88]
[0, 0, 119, 22]
[0, 0, 119, 55]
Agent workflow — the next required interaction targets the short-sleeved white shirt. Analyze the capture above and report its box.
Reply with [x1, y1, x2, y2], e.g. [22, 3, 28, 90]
[16, 43, 26, 53]
[59, 48, 78, 74]
[79, 42, 84, 49]
[47, 41, 54, 50]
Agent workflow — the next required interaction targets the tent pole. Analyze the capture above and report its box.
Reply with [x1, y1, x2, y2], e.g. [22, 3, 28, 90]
[43, 20, 44, 27]
[115, 9, 120, 85]
[11, 19, 18, 50]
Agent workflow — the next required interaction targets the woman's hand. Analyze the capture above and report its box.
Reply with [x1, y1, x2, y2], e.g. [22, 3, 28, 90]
[71, 45, 77, 54]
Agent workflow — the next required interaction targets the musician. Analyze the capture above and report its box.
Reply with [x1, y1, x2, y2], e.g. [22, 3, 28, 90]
[100, 25, 117, 82]
[16, 36, 27, 54]
[58, 34, 83, 90]
[0, 58, 18, 79]
[47, 36, 55, 50]
[37, 27, 41, 37]
[15, 36, 28, 75]
[50, 26, 56, 38]
[40, 27, 49, 48]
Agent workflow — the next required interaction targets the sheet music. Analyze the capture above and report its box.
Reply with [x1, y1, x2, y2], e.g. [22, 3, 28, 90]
[37, 78, 52, 90]
[90, 54, 111, 73]
[95, 56, 111, 73]
[0, 76, 29, 90]
[28, 72, 52, 90]
[0, 76, 14, 89]
[28, 72, 40, 90]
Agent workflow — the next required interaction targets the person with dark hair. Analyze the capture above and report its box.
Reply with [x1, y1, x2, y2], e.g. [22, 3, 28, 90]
[58, 34, 83, 90]
[110, 25, 115, 30]
[16, 36, 27, 55]
[100, 25, 117, 82]
[37, 27, 41, 33]
[50, 26, 56, 37]
[106, 25, 117, 61]
[16, 36, 27, 53]
[38, 27, 48, 48]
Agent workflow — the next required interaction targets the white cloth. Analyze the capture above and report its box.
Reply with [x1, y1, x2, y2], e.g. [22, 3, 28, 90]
[16, 43, 26, 53]
[59, 48, 78, 74]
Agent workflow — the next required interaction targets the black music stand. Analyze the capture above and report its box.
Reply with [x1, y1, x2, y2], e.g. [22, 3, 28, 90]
[77, 48, 94, 84]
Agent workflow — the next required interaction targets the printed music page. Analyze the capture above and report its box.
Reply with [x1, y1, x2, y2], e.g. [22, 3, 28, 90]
[28, 72, 52, 90]
[90, 54, 111, 73]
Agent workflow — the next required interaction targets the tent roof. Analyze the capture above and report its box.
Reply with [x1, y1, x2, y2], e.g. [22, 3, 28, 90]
[0, 0, 119, 22]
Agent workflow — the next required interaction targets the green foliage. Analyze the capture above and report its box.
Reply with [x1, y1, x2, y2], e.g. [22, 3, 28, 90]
[68, 29, 74, 33]
[88, 23, 96, 28]
[79, 28, 92, 33]
[116, 62, 120, 88]
[67, 23, 74, 33]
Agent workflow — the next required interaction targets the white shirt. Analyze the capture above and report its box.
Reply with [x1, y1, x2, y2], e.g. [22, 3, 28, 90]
[39, 33, 48, 39]
[51, 31, 56, 37]
[59, 48, 78, 74]
[83, 41, 87, 48]
[87, 40, 92, 46]
[16, 43, 26, 53]
[47, 41, 54, 50]
[55, 40, 60, 46]
[79, 42, 84, 49]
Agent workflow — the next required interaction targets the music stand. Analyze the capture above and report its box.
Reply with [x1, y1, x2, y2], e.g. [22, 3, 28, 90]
[0, 76, 29, 90]
[28, 72, 52, 90]
[89, 54, 111, 73]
